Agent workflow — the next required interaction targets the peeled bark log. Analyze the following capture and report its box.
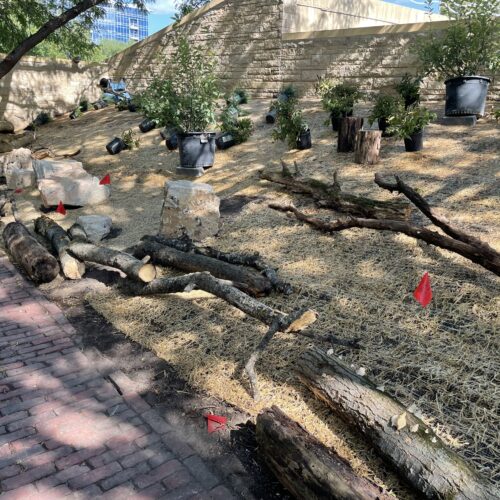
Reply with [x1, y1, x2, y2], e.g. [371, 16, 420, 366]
[2, 222, 60, 283]
[338, 117, 363, 153]
[297, 348, 498, 500]
[34, 216, 85, 280]
[69, 243, 156, 283]
[256, 406, 390, 500]
[133, 239, 272, 297]
[260, 164, 410, 220]
[354, 130, 382, 165]
[269, 203, 500, 276]
[143, 234, 292, 295]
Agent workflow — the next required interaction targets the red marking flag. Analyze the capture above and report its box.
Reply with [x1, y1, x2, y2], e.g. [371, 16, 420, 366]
[99, 174, 111, 185]
[413, 272, 432, 308]
[14, 188, 23, 194]
[205, 414, 227, 433]
[56, 201, 66, 215]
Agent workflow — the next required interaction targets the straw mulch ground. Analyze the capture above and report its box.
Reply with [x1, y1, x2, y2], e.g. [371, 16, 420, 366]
[24, 100, 499, 497]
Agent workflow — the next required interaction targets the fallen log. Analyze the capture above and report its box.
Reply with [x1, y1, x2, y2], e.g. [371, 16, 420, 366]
[2, 222, 60, 283]
[34, 216, 85, 280]
[269, 200, 499, 276]
[260, 162, 410, 220]
[297, 348, 498, 500]
[256, 406, 390, 500]
[354, 130, 382, 165]
[68, 243, 156, 283]
[133, 239, 273, 297]
[143, 234, 292, 294]
[127, 271, 317, 400]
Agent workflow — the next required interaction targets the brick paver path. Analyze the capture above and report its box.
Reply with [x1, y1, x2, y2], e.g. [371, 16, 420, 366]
[0, 254, 237, 499]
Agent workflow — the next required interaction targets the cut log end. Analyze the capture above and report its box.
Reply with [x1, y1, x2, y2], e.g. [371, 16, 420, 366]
[138, 263, 157, 283]
[60, 253, 85, 280]
[284, 309, 318, 333]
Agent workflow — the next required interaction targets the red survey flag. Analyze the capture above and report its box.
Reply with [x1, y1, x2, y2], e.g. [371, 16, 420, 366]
[99, 174, 111, 185]
[14, 188, 23, 194]
[413, 272, 432, 308]
[56, 201, 66, 215]
[205, 414, 227, 433]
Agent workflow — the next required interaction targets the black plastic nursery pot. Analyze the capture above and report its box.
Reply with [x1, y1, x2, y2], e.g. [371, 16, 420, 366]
[404, 130, 424, 152]
[266, 92, 290, 124]
[445, 76, 490, 117]
[128, 103, 138, 112]
[178, 132, 216, 169]
[296, 129, 312, 150]
[216, 132, 236, 150]
[139, 118, 156, 133]
[106, 137, 127, 155]
[69, 111, 78, 120]
[80, 102, 89, 113]
[93, 100, 108, 110]
[331, 110, 353, 132]
[166, 132, 179, 151]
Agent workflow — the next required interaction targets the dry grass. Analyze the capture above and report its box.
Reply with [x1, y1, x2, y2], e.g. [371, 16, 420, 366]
[24, 99, 500, 496]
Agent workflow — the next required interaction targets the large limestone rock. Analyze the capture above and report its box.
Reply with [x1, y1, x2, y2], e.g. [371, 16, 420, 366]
[73, 215, 112, 243]
[38, 177, 110, 208]
[0, 120, 15, 134]
[159, 180, 220, 241]
[0, 148, 35, 188]
[7, 168, 36, 189]
[34, 158, 110, 208]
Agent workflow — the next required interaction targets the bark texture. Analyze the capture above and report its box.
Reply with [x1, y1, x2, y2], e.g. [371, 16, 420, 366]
[34, 216, 85, 280]
[338, 117, 364, 153]
[297, 348, 498, 500]
[354, 130, 382, 165]
[133, 239, 273, 297]
[256, 406, 390, 500]
[69, 243, 156, 282]
[2, 222, 60, 283]
[260, 163, 410, 220]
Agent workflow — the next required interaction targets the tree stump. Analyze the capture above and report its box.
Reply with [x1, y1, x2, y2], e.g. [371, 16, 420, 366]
[354, 130, 382, 165]
[338, 117, 364, 153]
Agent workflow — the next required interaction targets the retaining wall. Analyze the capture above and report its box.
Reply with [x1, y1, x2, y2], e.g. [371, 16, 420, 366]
[0, 55, 105, 131]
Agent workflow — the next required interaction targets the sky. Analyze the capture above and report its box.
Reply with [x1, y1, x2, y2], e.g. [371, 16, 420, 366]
[147, 0, 439, 36]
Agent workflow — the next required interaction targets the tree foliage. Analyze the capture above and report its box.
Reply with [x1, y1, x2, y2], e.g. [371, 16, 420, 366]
[172, 0, 210, 21]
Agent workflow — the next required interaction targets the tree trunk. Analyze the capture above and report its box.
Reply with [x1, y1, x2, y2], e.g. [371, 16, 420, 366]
[256, 406, 390, 500]
[297, 348, 498, 500]
[133, 239, 273, 297]
[354, 130, 382, 165]
[0, 0, 105, 81]
[2, 222, 60, 283]
[260, 164, 410, 220]
[68, 243, 156, 283]
[143, 234, 292, 295]
[338, 117, 363, 153]
[34, 216, 85, 280]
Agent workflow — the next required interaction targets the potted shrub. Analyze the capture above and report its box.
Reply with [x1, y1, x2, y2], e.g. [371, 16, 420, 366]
[226, 88, 249, 106]
[395, 74, 422, 109]
[272, 97, 311, 150]
[106, 129, 140, 155]
[415, 0, 499, 116]
[140, 37, 220, 176]
[216, 105, 253, 150]
[368, 94, 403, 136]
[266, 85, 298, 124]
[387, 104, 437, 152]
[315, 78, 363, 131]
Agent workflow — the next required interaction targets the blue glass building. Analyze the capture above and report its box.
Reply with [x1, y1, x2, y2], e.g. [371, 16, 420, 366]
[91, 4, 148, 44]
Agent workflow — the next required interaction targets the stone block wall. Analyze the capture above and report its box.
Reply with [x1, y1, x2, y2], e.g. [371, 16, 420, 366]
[108, 0, 283, 97]
[281, 22, 499, 103]
[0, 55, 105, 131]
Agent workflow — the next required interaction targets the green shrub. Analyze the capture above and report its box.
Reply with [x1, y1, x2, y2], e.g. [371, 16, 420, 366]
[139, 37, 220, 132]
[395, 74, 422, 107]
[368, 94, 403, 125]
[315, 78, 363, 116]
[226, 88, 249, 106]
[387, 104, 437, 139]
[219, 105, 253, 144]
[415, 0, 500, 80]
[272, 97, 309, 149]
[121, 128, 140, 149]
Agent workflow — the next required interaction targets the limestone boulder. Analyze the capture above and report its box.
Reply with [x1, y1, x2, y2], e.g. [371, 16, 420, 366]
[0, 148, 32, 175]
[159, 180, 220, 241]
[33, 159, 87, 180]
[38, 176, 110, 208]
[6, 167, 36, 189]
[73, 215, 112, 243]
